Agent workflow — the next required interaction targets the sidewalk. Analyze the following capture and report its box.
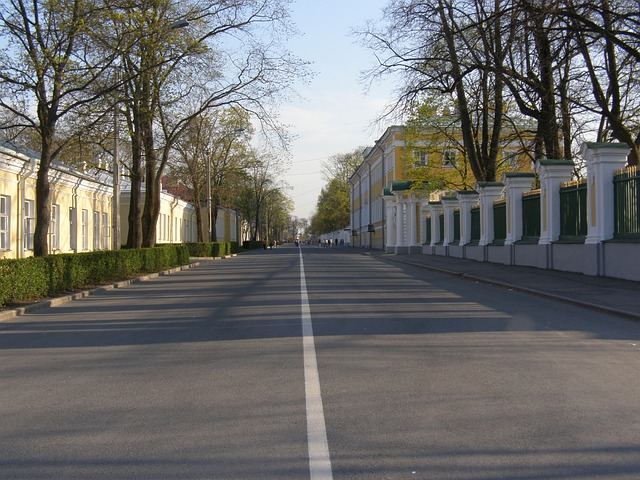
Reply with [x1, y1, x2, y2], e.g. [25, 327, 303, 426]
[368, 252, 640, 321]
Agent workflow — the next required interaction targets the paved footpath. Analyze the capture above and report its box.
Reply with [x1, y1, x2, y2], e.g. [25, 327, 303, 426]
[361, 251, 640, 321]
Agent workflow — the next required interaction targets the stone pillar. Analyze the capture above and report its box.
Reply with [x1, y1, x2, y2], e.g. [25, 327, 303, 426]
[441, 195, 459, 246]
[407, 194, 420, 247]
[419, 200, 430, 245]
[385, 197, 396, 251]
[457, 190, 479, 246]
[396, 195, 405, 247]
[535, 160, 574, 244]
[428, 202, 443, 246]
[503, 172, 536, 245]
[476, 182, 504, 246]
[581, 142, 631, 244]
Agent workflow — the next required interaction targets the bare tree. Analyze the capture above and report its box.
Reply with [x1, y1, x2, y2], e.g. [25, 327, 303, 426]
[359, 0, 513, 182]
[562, 0, 640, 165]
[105, 0, 307, 248]
[321, 148, 365, 184]
[172, 107, 252, 241]
[236, 152, 285, 241]
[0, 0, 121, 256]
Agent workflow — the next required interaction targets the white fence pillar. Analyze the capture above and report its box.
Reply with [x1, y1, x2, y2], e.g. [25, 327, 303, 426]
[503, 172, 536, 245]
[428, 202, 443, 246]
[396, 196, 405, 247]
[476, 182, 504, 246]
[419, 200, 430, 245]
[407, 194, 420, 247]
[581, 142, 630, 244]
[441, 195, 459, 246]
[536, 160, 574, 244]
[457, 190, 479, 246]
[384, 197, 396, 250]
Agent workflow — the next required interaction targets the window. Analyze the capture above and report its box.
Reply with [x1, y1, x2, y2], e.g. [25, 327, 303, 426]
[0, 196, 10, 250]
[81, 209, 88, 250]
[93, 211, 100, 250]
[50, 204, 60, 251]
[69, 207, 77, 251]
[412, 149, 428, 167]
[442, 149, 458, 169]
[24, 199, 35, 250]
[102, 212, 109, 249]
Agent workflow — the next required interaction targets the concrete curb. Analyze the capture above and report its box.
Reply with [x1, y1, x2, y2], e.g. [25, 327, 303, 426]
[0, 261, 201, 323]
[381, 256, 640, 322]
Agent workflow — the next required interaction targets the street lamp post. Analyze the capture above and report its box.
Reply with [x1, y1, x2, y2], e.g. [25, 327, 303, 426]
[112, 68, 121, 251]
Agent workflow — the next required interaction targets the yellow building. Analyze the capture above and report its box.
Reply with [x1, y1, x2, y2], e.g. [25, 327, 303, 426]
[0, 141, 113, 259]
[349, 125, 533, 253]
[0, 141, 240, 259]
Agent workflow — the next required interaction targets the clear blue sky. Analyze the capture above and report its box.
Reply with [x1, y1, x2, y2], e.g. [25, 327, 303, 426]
[280, 0, 396, 220]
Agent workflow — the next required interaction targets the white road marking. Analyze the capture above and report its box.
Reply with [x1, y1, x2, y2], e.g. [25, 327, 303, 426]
[299, 251, 333, 480]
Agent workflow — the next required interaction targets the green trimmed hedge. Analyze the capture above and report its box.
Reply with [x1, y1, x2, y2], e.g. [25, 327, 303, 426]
[242, 240, 264, 250]
[0, 245, 189, 308]
[185, 242, 236, 257]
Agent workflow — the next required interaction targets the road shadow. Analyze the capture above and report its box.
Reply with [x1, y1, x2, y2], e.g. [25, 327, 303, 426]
[0, 245, 638, 351]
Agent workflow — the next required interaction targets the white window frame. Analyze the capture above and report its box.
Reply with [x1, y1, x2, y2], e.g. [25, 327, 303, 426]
[0, 195, 10, 250]
[23, 199, 35, 250]
[81, 209, 89, 250]
[93, 211, 100, 250]
[442, 149, 458, 169]
[50, 204, 60, 251]
[412, 149, 428, 167]
[69, 207, 77, 251]
[102, 212, 109, 249]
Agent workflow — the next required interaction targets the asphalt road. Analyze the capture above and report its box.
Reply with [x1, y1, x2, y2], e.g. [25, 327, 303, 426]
[1, 245, 639, 479]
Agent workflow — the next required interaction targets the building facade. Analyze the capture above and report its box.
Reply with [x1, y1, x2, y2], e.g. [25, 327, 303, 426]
[350, 125, 533, 253]
[0, 141, 240, 259]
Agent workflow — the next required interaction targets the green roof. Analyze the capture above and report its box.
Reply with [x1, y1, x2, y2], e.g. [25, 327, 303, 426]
[391, 180, 413, 191]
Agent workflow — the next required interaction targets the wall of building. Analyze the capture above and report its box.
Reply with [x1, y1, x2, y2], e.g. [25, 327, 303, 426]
[0, 142, 240, 258]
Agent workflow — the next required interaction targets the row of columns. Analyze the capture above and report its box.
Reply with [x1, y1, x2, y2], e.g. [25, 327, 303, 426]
[422, 142, 630, 247]
[384, 192, 421, 253]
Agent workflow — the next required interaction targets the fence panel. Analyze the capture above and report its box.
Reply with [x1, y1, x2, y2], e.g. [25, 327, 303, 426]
[521, 190, 541, 241]
[493, 199, 506, 244]
[437, 212, 445, 244]
[614, 167, 640, 240]
[425, 217, 431, 244]
[470, 206, 480, 243]
[559, 181, 587, 241]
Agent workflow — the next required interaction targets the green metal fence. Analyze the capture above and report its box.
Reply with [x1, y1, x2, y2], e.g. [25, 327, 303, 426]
[614, 166, 640, 240]
[522, 189, 541, 241]
[559, 180, 587, 242]
[425, 217, 431, 244]
[453, 209, 460, 244]
[470, 206, 480, 243]
[493, 199, 506, 244]
[437, 212, 445, 244]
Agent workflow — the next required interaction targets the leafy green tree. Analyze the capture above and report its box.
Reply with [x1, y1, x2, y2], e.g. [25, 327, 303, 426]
[310, 177, 351, 235]
[310, 148, 363, 235]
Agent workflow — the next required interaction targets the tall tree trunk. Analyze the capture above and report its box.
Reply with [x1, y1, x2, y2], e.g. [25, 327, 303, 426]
[192, 183, 204, 242]
[33, 126, 55, 257]
[533, 22, 561, 160]
[33, 162, 51, 257]
[126, 128, 143, 249]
